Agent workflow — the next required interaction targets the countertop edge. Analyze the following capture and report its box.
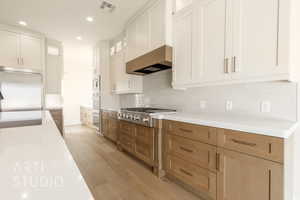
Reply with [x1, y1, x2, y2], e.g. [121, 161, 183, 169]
[152, 113, 299, 139]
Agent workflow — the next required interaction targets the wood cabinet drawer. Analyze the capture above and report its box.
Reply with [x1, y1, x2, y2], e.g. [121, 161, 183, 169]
[119, 134, 134, 153]
[164, 120, 217, 145]
[167, 134, 217, 172]
[135, 141, 154, 164]
[119, 121, 135, 136]
[136, 125, 154, 145]
[166, 155, 217, 200]
[217, 129, 284, 163]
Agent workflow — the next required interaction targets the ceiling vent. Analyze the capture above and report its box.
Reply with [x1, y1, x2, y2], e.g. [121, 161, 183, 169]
[99, 0, 116, 12]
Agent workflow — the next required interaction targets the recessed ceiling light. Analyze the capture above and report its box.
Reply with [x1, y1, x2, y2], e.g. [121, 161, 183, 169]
[18, 21, 27, 26]
[86, 17, 94, 22]
[76, 36, 82, 40]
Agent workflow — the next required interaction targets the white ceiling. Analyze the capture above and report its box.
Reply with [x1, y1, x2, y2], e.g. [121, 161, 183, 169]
[0, 0, 149, 45]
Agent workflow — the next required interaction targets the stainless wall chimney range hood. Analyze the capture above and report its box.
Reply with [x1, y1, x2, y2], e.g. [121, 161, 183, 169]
[126, 45, 173, 75]
[0, 66, 42, 75]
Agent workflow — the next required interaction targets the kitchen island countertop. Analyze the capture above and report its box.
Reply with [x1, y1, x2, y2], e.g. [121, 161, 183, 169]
[0, 111, 93, 200]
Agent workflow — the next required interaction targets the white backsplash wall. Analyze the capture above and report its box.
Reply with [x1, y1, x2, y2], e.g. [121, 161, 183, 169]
[120, 70, 297, 121]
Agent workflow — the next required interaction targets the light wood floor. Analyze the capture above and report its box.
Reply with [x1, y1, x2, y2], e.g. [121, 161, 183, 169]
[64, 125, 201, 200]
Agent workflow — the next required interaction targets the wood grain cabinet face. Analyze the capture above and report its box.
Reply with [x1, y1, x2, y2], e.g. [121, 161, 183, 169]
[166, 155, 217, 200]
[217, 129, 284, 163]
[135, 125, 155, 164]
[167, 134, 217, 172]
[119, 134, 135, 153]
[217, 148, 283, 200]
[165, 120, 217, 145]
[119, 121, 136, 137]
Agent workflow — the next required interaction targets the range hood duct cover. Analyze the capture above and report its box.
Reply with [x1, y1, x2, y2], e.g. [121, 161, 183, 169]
[126, 45, 172, 75]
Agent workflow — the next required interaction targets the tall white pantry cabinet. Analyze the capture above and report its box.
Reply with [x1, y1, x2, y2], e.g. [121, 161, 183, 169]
[172, 0, 300, 89]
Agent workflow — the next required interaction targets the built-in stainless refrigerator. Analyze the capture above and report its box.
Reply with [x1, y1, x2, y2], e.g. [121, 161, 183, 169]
[92, 75, 101, 134]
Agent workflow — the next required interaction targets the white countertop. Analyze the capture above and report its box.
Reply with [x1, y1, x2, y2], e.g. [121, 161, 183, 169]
[153, 112, 299, 138]
[0, 111, 94, 200]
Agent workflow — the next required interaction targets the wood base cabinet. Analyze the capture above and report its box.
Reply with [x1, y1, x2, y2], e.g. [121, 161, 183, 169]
[118, 120, 156, 168]
[101, 110, 118, 143]
[217, 148, 283, 200]
[163, 120, 284, 200]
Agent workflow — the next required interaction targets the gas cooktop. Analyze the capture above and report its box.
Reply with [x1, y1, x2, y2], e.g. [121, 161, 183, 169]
[119, 107, 176, 127]
[121, 107, 176, 114]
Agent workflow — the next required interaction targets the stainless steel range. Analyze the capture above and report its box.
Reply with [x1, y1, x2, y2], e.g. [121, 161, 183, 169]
[118, 107, 176, 127]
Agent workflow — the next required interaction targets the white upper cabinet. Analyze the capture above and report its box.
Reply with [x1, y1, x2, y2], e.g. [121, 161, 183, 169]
[20, 35, 43, 71]
[192, 0, 227, 84]
[0, 30, 20, 67]
[229, 0, 286, 80]
[110, 38, 143, 94]
[173, 7, 192, 86]
[172, 0, 296, 89]
[174, 0, 193, 13]
[135, 12, 150, 57]
[0, 25, 45, 72]
[149, 0, 165, 50]
[126, 21, 137, 62]
[125, 0, 173, 62]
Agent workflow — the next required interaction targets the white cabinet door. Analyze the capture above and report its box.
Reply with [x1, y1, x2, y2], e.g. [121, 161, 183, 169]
[135, 12, 150, 57]
[126, 22, 137, 62]
[174, 0, 193, 13]
[230, 0, 284, 79]
[149, 0, 165, 51]
[172, 7, 193, 86]
[20, 35, 43, 71]
[192, 0, 228, 83]
[0, 30, 20, 67]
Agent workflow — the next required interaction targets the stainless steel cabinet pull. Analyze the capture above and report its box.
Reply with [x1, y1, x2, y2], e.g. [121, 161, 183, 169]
[180, 146, 193, 153]
[21, 58, 24, 65]
[180, 168, 193, 177]
[224, 58, 229, 73]
[231, 139, 257, 147]
[216, 153, 220, 171]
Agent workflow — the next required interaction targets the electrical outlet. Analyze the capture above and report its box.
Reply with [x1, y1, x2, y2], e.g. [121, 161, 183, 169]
[200, 100, 206, 109]
[226, 101, 233, 111]
[261, 101, 271, 113]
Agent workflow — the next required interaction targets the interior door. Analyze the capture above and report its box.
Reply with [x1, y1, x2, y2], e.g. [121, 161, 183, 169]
[230, 0, 284, 79]
[172, 7, 193, 86]
[0, 30, 20, 67]
[217, 148, 283, 200]
[192, 0, 228, 83]
[20, 35, 43, 71]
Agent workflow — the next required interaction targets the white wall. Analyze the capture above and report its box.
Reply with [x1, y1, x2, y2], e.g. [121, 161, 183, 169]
[120, 70, 297, 121]
[62, 44, 93, 126]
